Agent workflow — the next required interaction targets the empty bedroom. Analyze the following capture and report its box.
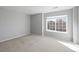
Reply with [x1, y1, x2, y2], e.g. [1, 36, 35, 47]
[0, 6, 79, 52]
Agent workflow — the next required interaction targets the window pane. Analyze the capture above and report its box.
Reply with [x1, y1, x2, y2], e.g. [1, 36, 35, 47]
[56, 19, 63, 31]
[62, 29, 66, 32]
[47, 21, 55, 30]
[56, 18, 67, 32]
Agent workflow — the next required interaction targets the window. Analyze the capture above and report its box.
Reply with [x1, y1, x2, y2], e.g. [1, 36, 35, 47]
[46, 15, 68, 33]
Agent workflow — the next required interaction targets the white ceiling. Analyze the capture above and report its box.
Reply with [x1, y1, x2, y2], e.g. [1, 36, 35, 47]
[0, 6, 74, 15]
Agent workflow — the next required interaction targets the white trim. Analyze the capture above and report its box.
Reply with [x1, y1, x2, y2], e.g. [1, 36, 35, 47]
[0, 33, 26, 43]
[46, 29, 67, 34]
[46, 15, 68, 19]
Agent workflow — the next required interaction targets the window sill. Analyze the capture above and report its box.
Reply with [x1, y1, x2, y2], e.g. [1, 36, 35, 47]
[46, 30, 67, 34]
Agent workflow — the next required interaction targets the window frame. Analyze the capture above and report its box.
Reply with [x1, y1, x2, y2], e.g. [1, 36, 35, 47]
[46, 15, 68, 33]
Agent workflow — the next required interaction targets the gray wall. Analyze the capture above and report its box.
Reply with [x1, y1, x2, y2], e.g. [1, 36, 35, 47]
[0, 8, 30, 42]
[25, 15, 31, 35]
[31, 14, 42, 35]
[73, 6, 79, 44]
[73, 7, 78, 43]
[44, 9, 73, 41]
[77, 7, 79, 44]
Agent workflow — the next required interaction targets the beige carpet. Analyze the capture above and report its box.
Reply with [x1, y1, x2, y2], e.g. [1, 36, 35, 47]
[0, 35, 74, 52]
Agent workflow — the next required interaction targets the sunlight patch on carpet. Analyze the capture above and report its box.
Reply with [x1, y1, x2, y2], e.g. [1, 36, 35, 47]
[58, 40, 79, 52]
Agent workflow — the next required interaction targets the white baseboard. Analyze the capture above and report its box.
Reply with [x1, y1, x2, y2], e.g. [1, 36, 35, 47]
[0, 33, 26, 43]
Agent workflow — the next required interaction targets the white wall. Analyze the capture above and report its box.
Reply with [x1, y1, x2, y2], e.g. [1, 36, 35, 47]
[0, 9, 30, 42]
[44, 9, 73, 41]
